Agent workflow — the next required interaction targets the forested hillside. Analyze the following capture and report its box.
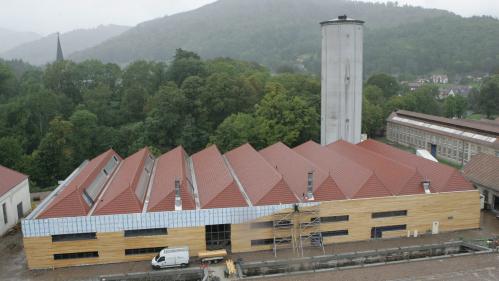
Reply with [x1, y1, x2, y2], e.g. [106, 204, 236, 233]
[0, 28, 41, 53]
[0, 51, 497, 190]
[1, 25, 130, 65]
[70, 0, 499, 76]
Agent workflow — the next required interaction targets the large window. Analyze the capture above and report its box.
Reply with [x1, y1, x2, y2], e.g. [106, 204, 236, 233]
[52, 232, 96, 242]
[125, 246, 165, 256]
[250, 221, 274, 229]
[372, 210, 407, 219]
[321, 230, 348, 237]
[251, 238, 274, 246]
[314, 215, 349, 223]
[53, 251, 99, 260]
[205, 224, 231, 251]
[371, 225, 407, 239]
[124, 228, 168, 237]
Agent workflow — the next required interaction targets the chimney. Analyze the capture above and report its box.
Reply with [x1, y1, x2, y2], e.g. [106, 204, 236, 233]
[422, 178, 431, 194]
[174, 178, 182, 211]
[305, 171, 314, 201]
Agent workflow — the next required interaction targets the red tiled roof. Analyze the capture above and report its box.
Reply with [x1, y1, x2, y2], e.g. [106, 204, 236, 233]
[463, 153, 499, 192]
[93, 148, 152, 215]
[226, 143, 298, 205]
[38, 149, 121, 219]
[293, 141, 372, 199]
[327, 140, 418, 196]
[358, 139, 473, 192]
[0, 165, 28, 198]
[191, 145, 247, 208]
[148, 146, 195, 212]
[259, 142, 345, 202]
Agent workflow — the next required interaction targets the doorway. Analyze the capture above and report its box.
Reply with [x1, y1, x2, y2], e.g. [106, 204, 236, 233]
[494, 196, 499, 211]
[430, 144, 437, 157]
[205, 224, 231, 251]
[17, 202, 23, 220]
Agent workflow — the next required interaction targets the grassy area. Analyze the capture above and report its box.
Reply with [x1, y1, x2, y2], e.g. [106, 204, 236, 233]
[466, 113, 497, 121]
[436, 157, 463, 170]
[374, 137, 416, 154]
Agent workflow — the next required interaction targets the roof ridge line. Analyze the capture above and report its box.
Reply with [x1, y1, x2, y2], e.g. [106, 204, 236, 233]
[187, 156, 201, 210]
[142, 158, 158, 213]
[222, 154, 253, 207]
[88, 161, 124, 216]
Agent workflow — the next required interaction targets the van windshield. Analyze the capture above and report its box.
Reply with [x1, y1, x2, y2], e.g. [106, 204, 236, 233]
[155, 254, 160, 261]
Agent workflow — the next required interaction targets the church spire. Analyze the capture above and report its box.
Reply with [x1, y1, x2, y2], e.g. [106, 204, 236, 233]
[56, 32, 64, 61]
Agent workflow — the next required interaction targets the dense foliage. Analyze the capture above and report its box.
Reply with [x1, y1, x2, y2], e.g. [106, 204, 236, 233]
[69, 0, 499, 77]
[1, 50, 497, 190]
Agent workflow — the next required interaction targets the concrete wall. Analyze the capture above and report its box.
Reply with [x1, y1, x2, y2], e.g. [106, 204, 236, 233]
[0, 179, 31, 236]
[321, 20, 363, 145]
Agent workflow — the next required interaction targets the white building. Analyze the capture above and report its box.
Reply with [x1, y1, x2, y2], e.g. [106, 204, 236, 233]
[320, 15, 364, 145]
[0, 165, 31, 236]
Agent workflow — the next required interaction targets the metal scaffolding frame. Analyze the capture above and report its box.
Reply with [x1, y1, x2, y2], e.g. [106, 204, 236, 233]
[272, 204, 324, 257]
[297, 206, 325, 256]
[272, 210, 297, 257]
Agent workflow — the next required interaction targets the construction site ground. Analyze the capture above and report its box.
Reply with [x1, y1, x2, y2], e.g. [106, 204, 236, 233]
[1, 211, 499, 281]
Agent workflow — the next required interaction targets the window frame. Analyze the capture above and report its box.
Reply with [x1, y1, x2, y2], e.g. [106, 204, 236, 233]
[371, 210, 407, 219]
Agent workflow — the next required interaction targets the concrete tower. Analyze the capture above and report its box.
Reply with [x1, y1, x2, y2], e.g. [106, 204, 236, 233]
[320, 15, 364, 145]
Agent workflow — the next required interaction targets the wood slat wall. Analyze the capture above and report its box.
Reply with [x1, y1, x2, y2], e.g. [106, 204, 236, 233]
[24, 191, 479, 269]
[231, 191, 480, 253]
[24, 227, 205, 269]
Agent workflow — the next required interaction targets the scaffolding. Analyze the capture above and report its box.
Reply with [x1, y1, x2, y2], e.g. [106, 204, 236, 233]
[272, 210, 297, 256]
[298, 206, 325, 256]
[272, 204, 324, 257]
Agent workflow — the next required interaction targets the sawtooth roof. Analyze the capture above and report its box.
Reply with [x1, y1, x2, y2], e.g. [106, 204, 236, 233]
[92, 147, 153, 215]
[259, 142, 345, 202]
[225, 143, 298, 205]
[37, 139, 474, 218]
[0, 165, 28, 198]
[191, 145, 248, 209]
[37, 149, 120, 218]
[147, 146, 195, 212]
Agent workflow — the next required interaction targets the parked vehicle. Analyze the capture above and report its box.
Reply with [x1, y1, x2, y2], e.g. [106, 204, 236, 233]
[151, 246, 190, 269]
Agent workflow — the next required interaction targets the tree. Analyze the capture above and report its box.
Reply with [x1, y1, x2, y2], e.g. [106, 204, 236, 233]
[43, 60, 81, 103]
[0, 136, 23, 170]
[444, 95, 467, 118]
[477, 75, 499, 119]
[0, 63, 17, 102]
[144, 83, 188, 150]
[122, 60, 165, 96]
[366, 74, 400, 99]
[364, 85, 385, 105]
[120, 86, 148, 122]
[362, 97, 384, 137]
[167, 49, 206, 86]
[209, 113, 262, 152]
[69, 110, 98, 164]
[32, 117, 74, 188]
[255, 83, 319, 146]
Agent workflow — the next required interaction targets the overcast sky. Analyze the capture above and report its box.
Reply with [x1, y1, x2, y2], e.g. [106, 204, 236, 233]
[0, 0, 498, 35]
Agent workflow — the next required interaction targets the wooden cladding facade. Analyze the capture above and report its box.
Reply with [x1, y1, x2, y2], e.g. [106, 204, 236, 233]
[24, 191, 480, 269]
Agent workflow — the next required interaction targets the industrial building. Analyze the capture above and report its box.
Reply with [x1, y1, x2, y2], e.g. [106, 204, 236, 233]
[463, 153, 499, 211]
[21, 16, 479, 270]
[387, 110, 499, 165]
[22, 139, 479, 269]
[0, 165, 31, 236]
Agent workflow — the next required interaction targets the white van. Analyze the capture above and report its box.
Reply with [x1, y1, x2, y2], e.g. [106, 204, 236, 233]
[151, 246, 190, 269]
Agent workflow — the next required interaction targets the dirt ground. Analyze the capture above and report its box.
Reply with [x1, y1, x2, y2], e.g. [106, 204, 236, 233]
[1, 211, 499, 281]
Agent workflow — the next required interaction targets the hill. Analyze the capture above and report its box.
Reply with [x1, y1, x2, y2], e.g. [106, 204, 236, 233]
[0, 28, 41, 53]
[69, 0, 499, 76]
[1, 25, 130, 65]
